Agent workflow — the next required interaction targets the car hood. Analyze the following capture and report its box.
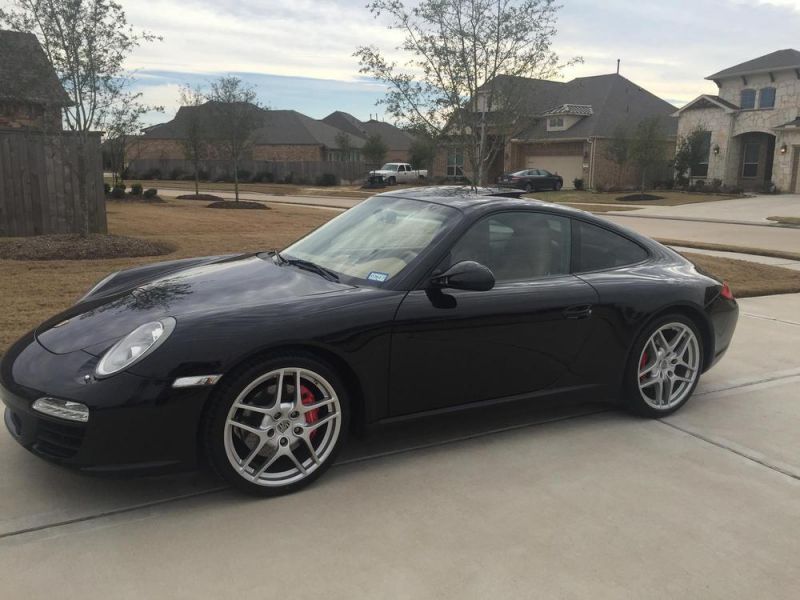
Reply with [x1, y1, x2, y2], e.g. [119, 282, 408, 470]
[36, 254, 354, 354]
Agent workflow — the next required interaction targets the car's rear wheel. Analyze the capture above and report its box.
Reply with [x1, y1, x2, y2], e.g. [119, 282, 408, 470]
[624, 315, 702, 417]
[554, 181, 562, 191]
[524, 182, 533, 192]
[205, 355, 349, 496]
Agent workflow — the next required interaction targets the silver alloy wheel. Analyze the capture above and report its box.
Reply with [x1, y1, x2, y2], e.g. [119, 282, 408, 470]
[223, 368, 341, 487]
[637, 322, 700, 410]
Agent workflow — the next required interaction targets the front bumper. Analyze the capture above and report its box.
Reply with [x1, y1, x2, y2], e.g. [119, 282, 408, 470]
[1, 333, 214, 473]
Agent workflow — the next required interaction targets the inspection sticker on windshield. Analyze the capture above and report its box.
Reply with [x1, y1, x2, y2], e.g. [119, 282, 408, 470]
[367, 271, 389, 282]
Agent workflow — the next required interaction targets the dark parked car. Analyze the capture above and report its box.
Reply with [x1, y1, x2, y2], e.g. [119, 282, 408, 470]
[498, 169, 563, 192]
[1, 187, 738, 496]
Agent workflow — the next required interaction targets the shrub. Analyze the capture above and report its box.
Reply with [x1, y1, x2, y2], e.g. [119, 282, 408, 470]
[251, 171, 274, 183]
[103, 182, 111, 196]
[197, 168, 210, 181]
[760, 181, 778, 194]
[663, 179, 674, 190]
[169, 168, 185, 180]
[130, 182, 143, 196]
[693, 179, 706, 192]
[573, 178, 584, 190]
[316, 173, 339, 186]
[110, 183, 126, 199]
[180, 173, 195, 181]
[281, 172, 294, 185]
[236, 169, 252, 182]
[143, 188, 158, 198]
[143, 168, 162, 180]
[709, 179, 722, 193]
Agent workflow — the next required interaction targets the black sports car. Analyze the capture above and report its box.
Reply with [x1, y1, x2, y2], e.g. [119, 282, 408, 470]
[498, 169, 564, 192]
[1, 187, 738, 496]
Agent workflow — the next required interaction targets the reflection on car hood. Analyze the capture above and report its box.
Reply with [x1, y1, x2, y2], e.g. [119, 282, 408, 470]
[36, 254, 353, 354]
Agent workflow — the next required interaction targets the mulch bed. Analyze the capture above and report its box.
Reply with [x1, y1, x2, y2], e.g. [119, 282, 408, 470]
[0, 234, 176, 261]
[207, 200, 269, 210]
[176, 193, 225, 201]
[108, 195, 166, 204]
[616, 193, 664, 202]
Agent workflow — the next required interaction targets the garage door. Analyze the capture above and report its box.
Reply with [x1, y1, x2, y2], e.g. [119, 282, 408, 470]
[526, 155, 583, 189]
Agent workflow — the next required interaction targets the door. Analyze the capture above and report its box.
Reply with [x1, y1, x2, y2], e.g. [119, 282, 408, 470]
[526, 155, 582, 188]
[389, 211, 599, 417]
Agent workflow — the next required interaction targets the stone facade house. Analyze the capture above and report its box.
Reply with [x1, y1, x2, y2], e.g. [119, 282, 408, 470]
[675, 49, 800, 192]
[434, 73, 677, 188]
[0, 29, 71, 130]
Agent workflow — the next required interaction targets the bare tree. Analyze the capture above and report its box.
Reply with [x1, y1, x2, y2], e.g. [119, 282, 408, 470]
[206, 76, 264, 202]
[630, 117, 667, 194]
[604, 125, 630, 188]
[0, 0, 159, 235]
[334, 131, 354, 162]
[362, 133, 388, 167]
[355, 0, 578, 185]
[178, 85, 209, 197]
[103, 91, 162, 186]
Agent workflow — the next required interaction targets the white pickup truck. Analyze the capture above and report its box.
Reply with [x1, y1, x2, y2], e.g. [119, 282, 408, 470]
[369, 163, 428, 185]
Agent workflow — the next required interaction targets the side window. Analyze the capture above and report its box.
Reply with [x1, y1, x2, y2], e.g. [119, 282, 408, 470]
[443, 212, 571, 283]
[574, 220, 648, 272]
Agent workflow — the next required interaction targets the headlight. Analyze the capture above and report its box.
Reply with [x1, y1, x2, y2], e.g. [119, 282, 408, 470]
[95, 317, 176, 378]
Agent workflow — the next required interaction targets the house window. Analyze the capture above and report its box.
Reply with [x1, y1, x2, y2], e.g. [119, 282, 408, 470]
[447, 148, 464, 178]
[692, 131, 712, 178]
[548, 117, 564, 128]
[740, 89, 756, 110]
[759, 87, 776, 109]
[742, 142, 760, 178]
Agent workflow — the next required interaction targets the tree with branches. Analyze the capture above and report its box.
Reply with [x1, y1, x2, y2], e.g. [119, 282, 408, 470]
[334, 131, 354, 162]
[355, 0, 578, 185]
[0, 0, 159, 234]
[674, 125, 711, 185]
[178, 85, 210, 197]
[362, 133, 388, 166]
[630, 116, 667, 194]
[206, 76, 264, 202]
[604, 125, 630, 188]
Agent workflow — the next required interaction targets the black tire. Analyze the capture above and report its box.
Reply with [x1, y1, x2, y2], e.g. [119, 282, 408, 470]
[524, 182, 533, 193]
[203, 354, 350, 496]
[623, 314, 703, 418]
[388, 176, 396, 185]
[554, 181, 562, 191]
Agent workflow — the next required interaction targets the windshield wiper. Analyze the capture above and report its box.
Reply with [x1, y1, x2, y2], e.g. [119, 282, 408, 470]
[275, 252, 339, 282]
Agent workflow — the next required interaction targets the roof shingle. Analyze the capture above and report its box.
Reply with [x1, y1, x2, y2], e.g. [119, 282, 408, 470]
[706, 49, 800, 80]
[0, 29, 71, 105]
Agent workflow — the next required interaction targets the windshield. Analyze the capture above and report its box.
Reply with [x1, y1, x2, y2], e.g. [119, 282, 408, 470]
[283, 196, 459, 284]
[380, 163, 398, 171]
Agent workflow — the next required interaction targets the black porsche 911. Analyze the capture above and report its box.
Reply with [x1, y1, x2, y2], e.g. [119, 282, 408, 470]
[498, 169, 564, 192]
[1, 187, 738, 496]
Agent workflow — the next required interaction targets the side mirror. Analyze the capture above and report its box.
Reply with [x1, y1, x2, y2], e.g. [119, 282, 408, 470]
[430, 261, 495, 292]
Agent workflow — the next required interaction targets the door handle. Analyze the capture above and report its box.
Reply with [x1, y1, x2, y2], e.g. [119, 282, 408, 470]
[563, 305, 593, 319]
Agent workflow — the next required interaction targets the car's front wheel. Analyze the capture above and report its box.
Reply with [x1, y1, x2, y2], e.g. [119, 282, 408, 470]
[624, 315, 703, 417]
[204, 355, 349, 496]
[554, 181, 562, 191]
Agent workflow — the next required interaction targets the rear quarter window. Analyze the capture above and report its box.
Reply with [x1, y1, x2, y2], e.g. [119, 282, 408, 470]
[573, 220, 648, 272]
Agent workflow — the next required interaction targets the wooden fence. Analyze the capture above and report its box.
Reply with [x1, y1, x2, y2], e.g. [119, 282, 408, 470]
[127, 158, 371, 185]
[0, 130, 106, 237]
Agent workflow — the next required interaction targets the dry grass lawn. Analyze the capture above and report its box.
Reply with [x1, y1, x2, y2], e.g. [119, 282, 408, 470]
[0, 198, 795, 355]
[534, 190, 742, 207]
[112, 178, 375, 199]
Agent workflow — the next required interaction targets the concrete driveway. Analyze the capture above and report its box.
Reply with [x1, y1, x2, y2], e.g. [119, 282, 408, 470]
[1, 293, 799, 598]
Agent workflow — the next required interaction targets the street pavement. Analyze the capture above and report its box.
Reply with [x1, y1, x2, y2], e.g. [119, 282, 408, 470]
[1, 293, 799, 599]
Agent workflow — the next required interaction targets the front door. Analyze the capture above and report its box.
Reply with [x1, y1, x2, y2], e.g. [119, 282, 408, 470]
[389, 211, 598, 417]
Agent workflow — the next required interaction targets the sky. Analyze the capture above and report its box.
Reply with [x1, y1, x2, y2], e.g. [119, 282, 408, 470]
[3, 0, 800, 126]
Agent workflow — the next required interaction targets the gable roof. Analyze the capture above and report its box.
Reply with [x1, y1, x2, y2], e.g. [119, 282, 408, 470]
[673, 94, 739, 115]
[518, 73, 677, 140]
[252, 110, 365, 148]
[706, 49, 800, 80]
[322, 111, 417, 151]
[0, 29, 71, 105]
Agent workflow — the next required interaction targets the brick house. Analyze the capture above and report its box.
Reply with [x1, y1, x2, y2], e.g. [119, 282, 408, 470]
[434, 73, 677, 189]
[131, 105, 412, 167]
[675, 49, 800, 193]
[322, 111, 416, 162]
[0, 29, 71, 130]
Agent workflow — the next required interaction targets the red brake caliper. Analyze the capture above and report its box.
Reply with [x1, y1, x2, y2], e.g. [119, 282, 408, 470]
[301, 384, 319, 439]
[639, 351, 649, 380]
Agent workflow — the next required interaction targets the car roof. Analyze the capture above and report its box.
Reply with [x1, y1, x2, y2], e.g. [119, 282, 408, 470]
[374, 185, 659, 248]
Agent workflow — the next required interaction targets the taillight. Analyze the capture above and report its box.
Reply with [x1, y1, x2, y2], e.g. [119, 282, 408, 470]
[720, 281, 734, 300]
